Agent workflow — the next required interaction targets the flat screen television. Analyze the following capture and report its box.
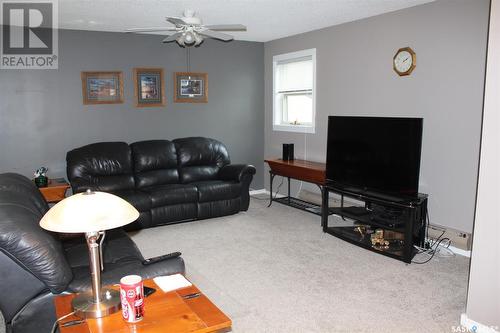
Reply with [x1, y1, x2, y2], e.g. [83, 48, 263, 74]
[326, 116, 423, 200]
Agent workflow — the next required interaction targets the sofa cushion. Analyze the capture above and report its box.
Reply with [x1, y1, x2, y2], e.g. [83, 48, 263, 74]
[151, 204, 197, 225]
[66, 142, 135, 193]
[197, 198, 241, 219]
[112, 189, 151, 212]
[131, 140, 179, 188]
[142, 184, 198, 207]
[193, 180, 242, 203]
[173, 137, 230, 183]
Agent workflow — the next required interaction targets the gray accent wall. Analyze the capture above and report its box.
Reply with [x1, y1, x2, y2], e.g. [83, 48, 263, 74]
[0, 29, 264, 188]
[264, 0, 489, 233]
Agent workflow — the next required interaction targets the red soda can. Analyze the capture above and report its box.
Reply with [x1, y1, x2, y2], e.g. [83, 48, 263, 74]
[120, 275, 144, 322]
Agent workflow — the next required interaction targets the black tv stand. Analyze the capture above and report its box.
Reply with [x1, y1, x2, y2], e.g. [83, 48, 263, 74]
[321, 185, 428, 263]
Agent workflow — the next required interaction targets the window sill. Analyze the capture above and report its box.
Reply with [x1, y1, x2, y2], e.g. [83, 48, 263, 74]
[273, 124, 315, 134]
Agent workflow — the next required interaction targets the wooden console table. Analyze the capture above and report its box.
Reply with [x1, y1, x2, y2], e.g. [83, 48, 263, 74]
[265, 158, 331, 223]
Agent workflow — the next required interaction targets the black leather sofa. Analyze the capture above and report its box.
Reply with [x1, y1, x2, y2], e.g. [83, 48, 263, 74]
[0, 173, 185, 333]
[66, 137, 256, 230]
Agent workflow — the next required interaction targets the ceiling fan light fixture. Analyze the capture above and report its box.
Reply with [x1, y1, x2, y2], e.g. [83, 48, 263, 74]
[176, 30, 203, 47]
[184, 31, 195, 44]
[127, 9, 245, 48]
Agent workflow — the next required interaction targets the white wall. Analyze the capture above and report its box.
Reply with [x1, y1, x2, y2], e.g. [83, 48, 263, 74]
[264, 0, 489, 233]
[464, 0, 500, 330]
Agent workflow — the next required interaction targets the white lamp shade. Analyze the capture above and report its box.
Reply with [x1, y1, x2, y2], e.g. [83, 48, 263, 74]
[40, 191, 140, 233]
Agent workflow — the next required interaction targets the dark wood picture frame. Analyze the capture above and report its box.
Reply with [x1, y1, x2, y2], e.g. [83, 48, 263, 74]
[174, 72, 208, 103]
[81, 71, 124, 105]
[133, 68, 166, 107]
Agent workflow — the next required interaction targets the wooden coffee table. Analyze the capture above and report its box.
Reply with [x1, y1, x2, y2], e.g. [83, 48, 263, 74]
[54, 278, 231, 333]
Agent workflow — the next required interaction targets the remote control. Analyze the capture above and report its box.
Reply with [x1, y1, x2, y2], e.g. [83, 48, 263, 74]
[142, 252, 181, 265]
[144, 286, 156, 297]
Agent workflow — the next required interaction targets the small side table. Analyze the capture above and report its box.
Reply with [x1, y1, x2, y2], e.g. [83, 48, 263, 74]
[38, 178, 70, 203]
[54, 278, 232, 333]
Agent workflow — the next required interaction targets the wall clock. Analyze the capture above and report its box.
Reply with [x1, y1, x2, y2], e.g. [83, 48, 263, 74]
[393, 47, 416, 76]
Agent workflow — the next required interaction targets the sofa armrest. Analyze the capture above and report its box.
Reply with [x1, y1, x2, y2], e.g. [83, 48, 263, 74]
[218, 164, 256, 182]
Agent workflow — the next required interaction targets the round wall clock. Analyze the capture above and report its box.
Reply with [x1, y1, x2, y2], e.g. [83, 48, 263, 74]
[393, 47, 416, 76]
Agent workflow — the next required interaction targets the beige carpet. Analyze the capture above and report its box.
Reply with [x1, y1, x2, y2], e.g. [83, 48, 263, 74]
[130, 198, 470, 333]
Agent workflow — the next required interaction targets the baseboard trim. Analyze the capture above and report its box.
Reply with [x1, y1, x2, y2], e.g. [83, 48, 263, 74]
[250, 189, 285, 198]
[448, 245, 471, 258]
[460, 313, 499, 333]
[249, 189, 267, 195]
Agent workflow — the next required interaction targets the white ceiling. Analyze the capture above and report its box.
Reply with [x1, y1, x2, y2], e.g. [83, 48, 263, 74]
[59, 0, 435, 42]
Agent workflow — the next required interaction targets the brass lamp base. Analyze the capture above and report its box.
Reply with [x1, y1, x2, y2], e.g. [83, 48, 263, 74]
[72, 288, 121, 319]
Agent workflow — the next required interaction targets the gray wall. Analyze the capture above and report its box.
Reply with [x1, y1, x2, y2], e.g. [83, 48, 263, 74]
[466, 0, 500, 328]
[0, 29, 265, 188]
[264, 0, 489, 233]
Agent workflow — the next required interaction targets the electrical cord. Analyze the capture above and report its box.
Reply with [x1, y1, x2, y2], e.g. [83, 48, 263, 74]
[50, 311, 76, 333]
[412, 205, 447, 264]
[249, 177, 285, 201]
[272, 177, 284, 201]
[425, 204, 430, 247]
[412, 237, 451, 264]
[413, 228, 444, 254]
[413, 231, 445, 254]
[420, 205, 455, 258]
[436, 242, 455, 258]
[429, 230, 445, 248]
[295, 133, 308, 197]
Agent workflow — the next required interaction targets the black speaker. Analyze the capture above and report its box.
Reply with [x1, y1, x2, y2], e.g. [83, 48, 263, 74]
[282, 143, 294, 161]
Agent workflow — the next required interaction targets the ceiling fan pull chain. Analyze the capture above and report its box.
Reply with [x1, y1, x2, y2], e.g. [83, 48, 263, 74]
[186, 47, 191, 72]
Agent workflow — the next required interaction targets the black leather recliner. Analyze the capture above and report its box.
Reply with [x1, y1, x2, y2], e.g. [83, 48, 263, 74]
[66, 137, 256, 230]
[0, 173, 185, 333]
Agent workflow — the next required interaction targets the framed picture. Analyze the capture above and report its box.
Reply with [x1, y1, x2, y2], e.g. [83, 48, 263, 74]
[133, 68, 166, 107]
[174, 72, 208, 103]
[81, 71, 124, 105]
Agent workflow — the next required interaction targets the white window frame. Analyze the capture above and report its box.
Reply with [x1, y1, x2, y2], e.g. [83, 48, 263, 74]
[273, 48, 316, 134]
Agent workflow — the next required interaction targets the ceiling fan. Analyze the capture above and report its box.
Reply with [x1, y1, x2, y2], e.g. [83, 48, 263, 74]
[126, 9, 247, 47]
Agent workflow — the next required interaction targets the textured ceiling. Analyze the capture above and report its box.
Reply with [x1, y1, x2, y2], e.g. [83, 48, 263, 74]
[59, 0, 435, 42]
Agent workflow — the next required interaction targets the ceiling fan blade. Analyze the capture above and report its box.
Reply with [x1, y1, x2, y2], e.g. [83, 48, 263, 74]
[162, 32, 183, 43]
[204, 24, 247, 32]
[126, 27, 177, 33]
[166, 17, 188, 26]
[199, 30, 233, 41]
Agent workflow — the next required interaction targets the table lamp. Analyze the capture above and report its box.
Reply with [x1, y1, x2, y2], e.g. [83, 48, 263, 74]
[40, 189, 139, 319]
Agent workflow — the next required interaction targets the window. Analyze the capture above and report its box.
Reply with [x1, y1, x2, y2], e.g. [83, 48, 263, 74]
[273, 49, 316, 133]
